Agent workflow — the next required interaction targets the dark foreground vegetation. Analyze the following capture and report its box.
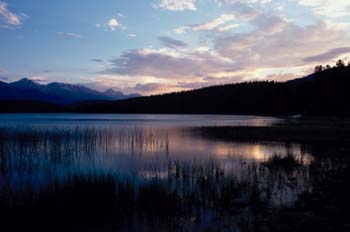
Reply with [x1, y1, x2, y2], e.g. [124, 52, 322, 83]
[270, 144, 350, 232]
[0, 159, 291, 232]
[0, 125, 311, 232]
[199, 117, 350, 232]
[1, 60, 350, 116]
[1, 126, 349, 231]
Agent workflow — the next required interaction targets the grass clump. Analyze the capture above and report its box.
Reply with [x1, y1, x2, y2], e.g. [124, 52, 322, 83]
[262, 154, 301, 171]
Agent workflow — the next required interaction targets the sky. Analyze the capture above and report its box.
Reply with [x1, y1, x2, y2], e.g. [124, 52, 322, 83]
[0, 0, 350, 95]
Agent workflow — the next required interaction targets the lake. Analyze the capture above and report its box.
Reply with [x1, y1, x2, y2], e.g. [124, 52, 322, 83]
[0, 114, 314, 231]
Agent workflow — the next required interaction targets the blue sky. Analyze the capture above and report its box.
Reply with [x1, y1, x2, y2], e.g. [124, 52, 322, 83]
[0, 0, 350, 95]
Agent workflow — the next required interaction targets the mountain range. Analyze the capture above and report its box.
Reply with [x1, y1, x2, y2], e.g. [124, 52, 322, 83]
[0, 78, 141, 104]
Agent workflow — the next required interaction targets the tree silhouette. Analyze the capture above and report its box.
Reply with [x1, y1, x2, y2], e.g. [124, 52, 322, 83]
[314, 65, 324, 73]
[336, 59, 345, 68]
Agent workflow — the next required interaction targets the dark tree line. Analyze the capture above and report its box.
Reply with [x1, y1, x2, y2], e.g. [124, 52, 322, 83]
[314, 59, 350, 73]
[73, 60, 350, 116]
[1, 60, 350, 116]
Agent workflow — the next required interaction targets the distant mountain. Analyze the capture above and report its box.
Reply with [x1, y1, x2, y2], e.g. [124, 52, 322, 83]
[46, 82, 112, 103]
[0, 78, 140, 105]
[73, 66, 350, 116]
[10, 78, 42, 89]
[104, 89, 141, 100]
[0, 80, 8, 86]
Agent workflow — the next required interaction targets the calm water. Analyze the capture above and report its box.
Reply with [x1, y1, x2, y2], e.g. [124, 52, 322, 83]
[0, 114, 311, 207]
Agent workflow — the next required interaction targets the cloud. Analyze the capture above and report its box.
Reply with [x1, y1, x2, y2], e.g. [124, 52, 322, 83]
[175, 81, 211, 89]
[0, 2, 22, 28]
[133, 82, 170, 93]
[174, 14, 236, 33]
[298, 0, 350, 18]
[81, 79, 174, 95]
[117, 12, 125, 18]
[108, 19, 119, 27]
[91, 59, 104, 63]
[96, 18, 125, 31]
[90, 0, 350, 95]
[213, 20, 346, 70]
[174, 75, 248, 89]
[101, 47, 234, 80]
[220, 1, 260, 21]
[303, 47, 350, 63]
[158, 36, 187, 49]
[108, 18, 122, 30]
[98, 13, 350, 95]
[27, 77, 48, 83]
[155, 0, 197, 11]
[261, 73, 298, 82]
[217, 23, 240, 32]
[0, 69, 8, 81]
[57, 32, 82, 39]
[252, 14, 287, 34]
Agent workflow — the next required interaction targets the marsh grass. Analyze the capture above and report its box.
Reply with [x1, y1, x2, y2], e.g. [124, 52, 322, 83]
[0, 126, 312, 231]
[0, 165, 251, 231]
[0, 160, 310, 231]
[262, 154, 302, 171]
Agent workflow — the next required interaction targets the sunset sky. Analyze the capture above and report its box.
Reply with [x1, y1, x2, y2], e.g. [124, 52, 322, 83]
[0, 0, 349, 95]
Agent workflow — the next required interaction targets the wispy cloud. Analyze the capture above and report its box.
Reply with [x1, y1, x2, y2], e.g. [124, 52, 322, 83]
[174, 14, 236, 33]
[303, 47, 350, 63]
[0, 2, 22, 28]
[0, 69, 8, 81]
[154, 0, 197, 11]
[57, 32, 82, 39]
[117, 12, 125, 18]
[298, 0, 350, 18]
[91, 59, 104, 63]
[217, 23, 240, 32]
[100, 47, 234, 80]
[158, 36, 187, 49]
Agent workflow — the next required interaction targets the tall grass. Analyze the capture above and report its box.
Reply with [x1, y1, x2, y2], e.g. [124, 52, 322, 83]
[0, 126, 312, 231]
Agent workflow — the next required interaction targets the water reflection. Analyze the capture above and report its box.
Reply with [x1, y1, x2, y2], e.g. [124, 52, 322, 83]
[0, 114, 311, 208]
